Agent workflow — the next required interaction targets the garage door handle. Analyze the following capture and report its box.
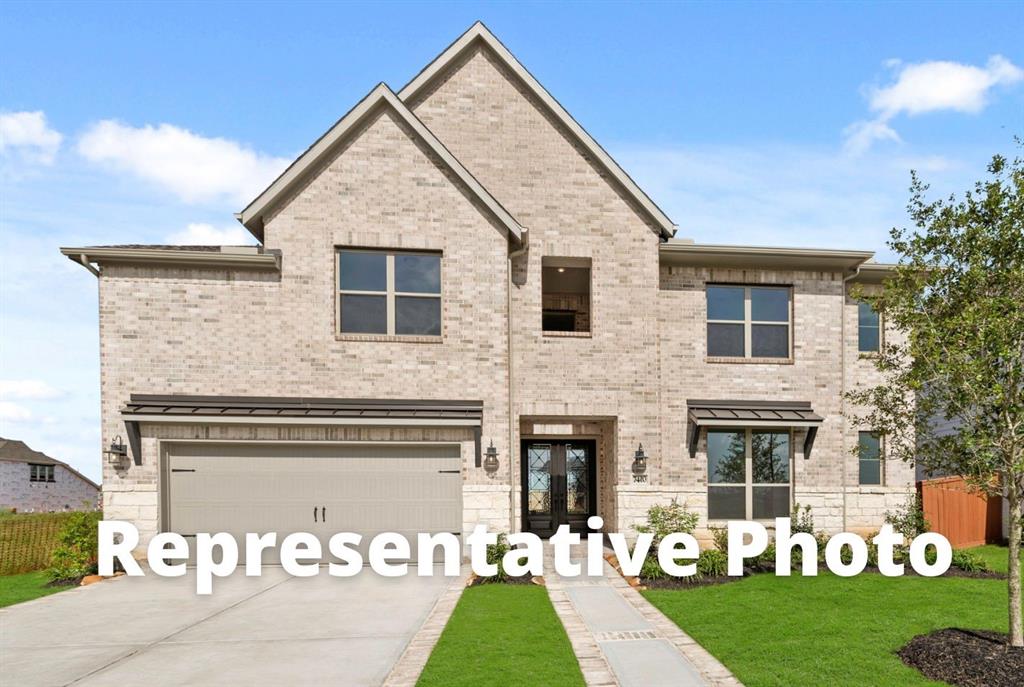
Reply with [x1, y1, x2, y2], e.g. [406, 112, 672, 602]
[313, 506, 318, 523]
[438, 469, 459, 474]
[321, 506, 326, 523]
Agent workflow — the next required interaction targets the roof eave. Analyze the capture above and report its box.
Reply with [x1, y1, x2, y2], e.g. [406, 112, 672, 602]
[59, 247, 281, 274]
[660, 243, 875, 271]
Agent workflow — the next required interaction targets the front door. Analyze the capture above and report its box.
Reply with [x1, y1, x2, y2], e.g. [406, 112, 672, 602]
[522, 440, 596, 537]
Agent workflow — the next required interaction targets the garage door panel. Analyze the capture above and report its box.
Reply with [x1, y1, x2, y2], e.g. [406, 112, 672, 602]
[165, 443, 463, 562]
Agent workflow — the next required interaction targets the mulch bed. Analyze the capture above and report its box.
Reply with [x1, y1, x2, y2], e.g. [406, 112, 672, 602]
[898, 628, 1024, 687]
[467, 573, 538, 587]
[44, 577, 81, 588]
[638, 563, 1001, 589]
[640, 575, 741, 590]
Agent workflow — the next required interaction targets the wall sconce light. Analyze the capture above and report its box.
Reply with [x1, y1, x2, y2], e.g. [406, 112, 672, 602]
[632, 443, 648, 483]
[483, 440, 500, 474]
[105, 436, 128, 465]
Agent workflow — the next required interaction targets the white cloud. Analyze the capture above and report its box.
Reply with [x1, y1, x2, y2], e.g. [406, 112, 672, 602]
[77, 120, 290, 205]
[870, 55, 1023, 118]
[842, 120, 902, 156]
[0, 379, 64, 400]
[844, 55, 1023, 155]
[165, 222, 253, 245]
[0, 111, 63, 164]
[0, 401, 33, 422]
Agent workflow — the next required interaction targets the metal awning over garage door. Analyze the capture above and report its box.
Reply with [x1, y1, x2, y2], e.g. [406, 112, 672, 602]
[164, 442, 462, 563]
[120, 395, 484, 465]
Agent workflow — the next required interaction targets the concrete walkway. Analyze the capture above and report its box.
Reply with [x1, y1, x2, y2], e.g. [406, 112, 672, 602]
[544, 544, 742, 687]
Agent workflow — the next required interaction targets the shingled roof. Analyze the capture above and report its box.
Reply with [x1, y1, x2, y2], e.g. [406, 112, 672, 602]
[0, 438, 100, 489]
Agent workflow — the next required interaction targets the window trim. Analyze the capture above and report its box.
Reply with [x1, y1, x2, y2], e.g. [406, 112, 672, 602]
[336, 248, 442, 339]
[857, 300, 882, 354]
[857, 430, 884, 486]
[707, 427, 794, 521]
[29, 463, 55, 483]
[706, 285, 793, 360]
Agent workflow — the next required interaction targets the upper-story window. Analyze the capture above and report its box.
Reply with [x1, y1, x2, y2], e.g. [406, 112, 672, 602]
[29, 463, 55, 482]
[337, 249, 441, 336]
[542, 257, 591, 334]
[706, 285, 791, 359]
[858, 301, 880, 353]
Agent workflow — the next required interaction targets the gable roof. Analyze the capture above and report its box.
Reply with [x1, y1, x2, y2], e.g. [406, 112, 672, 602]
[0, 438, 100, 490]
[237, 83, 524, 243]
[399, 22, 677, 240]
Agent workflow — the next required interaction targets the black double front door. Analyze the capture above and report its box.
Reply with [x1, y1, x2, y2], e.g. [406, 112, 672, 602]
[522, 440, 596, 537]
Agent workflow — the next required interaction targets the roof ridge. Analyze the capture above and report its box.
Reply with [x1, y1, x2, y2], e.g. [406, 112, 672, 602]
[397, 22, 676, 239]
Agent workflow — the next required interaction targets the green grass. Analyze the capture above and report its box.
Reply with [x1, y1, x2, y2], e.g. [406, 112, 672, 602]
[417, 584, 585, 687]
[0, 571, 68, 608]
[643, 545, 1022, 687]
[969, 544, 1022, 574]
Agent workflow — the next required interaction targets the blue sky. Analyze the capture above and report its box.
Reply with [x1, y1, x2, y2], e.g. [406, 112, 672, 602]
[1, 1, 1022, 483]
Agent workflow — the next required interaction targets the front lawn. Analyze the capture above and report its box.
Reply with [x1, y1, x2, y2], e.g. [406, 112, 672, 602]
[417, 584, 585, 687]
[0, 571, 67, 608]
[968, 544, 1022, 574]
[644, 547, 1021, 687]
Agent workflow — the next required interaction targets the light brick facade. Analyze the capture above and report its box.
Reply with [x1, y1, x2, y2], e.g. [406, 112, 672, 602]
[77, 25, 913, 555]
[0, 460, 99, 512]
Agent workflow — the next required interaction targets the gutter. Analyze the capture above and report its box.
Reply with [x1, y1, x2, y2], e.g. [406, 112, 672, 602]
[60, 247, 281, 273]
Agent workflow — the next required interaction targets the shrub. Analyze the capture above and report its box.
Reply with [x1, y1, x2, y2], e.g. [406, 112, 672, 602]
[633, 500, 699, 546]
[951, 549, 990, 573]
[632, 500, 700, 579]
[884, 493, 929, 540]
[697, 549, 727, 577]
[640, 555, 669, 580]
[47, 511, 102, 582]
[791, 503, 816, 535]
[481, 533, 511, 582]
[709, 525, 729, 554]
[747, 542, 776, 573]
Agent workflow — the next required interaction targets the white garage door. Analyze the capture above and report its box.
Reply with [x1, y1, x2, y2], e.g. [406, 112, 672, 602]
[164, 443, 463, 562]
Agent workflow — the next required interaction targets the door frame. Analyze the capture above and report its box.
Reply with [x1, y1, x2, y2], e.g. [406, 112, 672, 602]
[520, 439, 598, 536]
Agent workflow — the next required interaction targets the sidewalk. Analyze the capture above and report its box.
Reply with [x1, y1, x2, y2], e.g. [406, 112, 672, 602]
[544, 543, 742, 687]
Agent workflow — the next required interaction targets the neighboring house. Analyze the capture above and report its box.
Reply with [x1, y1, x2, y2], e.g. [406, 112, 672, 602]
[0, 438, 100, 512]
[61, 23, 913, 558]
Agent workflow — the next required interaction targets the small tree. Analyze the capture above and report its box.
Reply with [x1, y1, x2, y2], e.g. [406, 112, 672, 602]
[846, 151, 1023, 646]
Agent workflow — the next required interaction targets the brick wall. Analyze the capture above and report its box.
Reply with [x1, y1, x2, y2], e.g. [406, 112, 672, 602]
[0, 461, 99, 512]
[98, 105, 514, 547]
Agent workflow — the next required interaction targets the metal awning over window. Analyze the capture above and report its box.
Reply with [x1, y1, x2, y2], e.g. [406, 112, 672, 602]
[120, 395, 484, 466]
[687, 399, 824, 459]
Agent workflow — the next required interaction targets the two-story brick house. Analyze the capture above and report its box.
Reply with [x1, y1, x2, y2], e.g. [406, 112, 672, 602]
[63, 23, 913, 559]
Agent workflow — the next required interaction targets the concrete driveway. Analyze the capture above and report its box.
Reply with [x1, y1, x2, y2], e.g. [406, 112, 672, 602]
[0, 569, 452, 686]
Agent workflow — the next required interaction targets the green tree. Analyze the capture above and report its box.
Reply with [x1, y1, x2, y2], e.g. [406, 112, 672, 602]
[846, 151, 1023, 646]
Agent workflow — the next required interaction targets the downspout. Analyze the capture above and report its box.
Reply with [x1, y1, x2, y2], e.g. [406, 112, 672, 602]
[507, 230, 528, 533]
[840, 261, 865, 532]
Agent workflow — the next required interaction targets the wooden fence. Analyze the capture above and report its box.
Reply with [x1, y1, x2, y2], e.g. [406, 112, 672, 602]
[918, 476, 1004, 548]
[0, 511, 75, 575]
